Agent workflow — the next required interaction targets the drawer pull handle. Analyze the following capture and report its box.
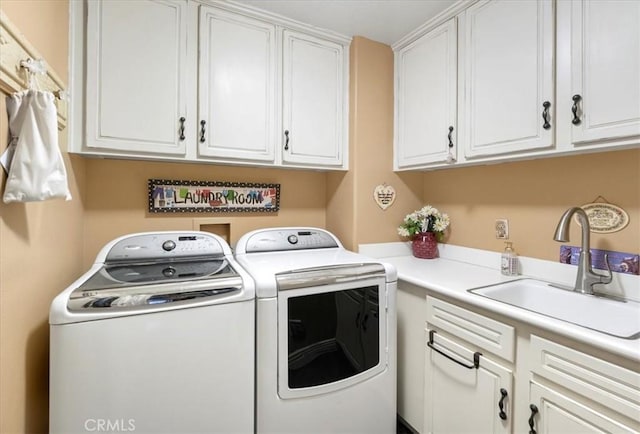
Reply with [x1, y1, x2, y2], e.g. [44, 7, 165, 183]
[571, 94, 582, 125]
[528, 404, 539, 434]
[178, 117, 186, 141]
[427, 330, 481, 369]
[542, 101, 551, 130]
[498, 388, 508, 420]
[447, 126, 454, 148]
[284, 130, 290, 151]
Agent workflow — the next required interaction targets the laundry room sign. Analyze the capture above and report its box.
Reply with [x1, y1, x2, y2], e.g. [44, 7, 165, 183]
[148, 179, 280, 213]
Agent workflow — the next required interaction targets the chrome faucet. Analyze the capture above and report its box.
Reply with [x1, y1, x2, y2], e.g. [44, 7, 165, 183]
[553, 207, 612, 294]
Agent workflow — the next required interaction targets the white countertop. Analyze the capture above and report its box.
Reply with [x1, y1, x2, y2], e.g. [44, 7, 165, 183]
[359, 242, 640, 363]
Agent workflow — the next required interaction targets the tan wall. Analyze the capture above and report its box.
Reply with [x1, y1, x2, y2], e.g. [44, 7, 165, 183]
[82, 159, 326, 266]
[0, 2, 85, 434]
[327, 37, 423, 250]
[423, 149, 640, 260]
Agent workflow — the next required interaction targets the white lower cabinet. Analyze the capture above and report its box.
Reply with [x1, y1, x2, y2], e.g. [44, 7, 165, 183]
[425, 330, 512, 434]
[526, 335, 640, 434]
[411, 294, 640, 434]
[529, 382, 637, 434]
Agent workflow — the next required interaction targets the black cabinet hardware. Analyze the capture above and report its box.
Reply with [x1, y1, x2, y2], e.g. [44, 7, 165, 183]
[448, 126, 454, 148]
[542, 101, 551, 130]
[200, 120, 206, 143]
[528, 404, 539, 434]
[284, 130, 290, 150]
[427, 330, 481, 369]
[498, 388, 508, 420]
[179, 117, 186, 141]
[572, 94, 582, 125]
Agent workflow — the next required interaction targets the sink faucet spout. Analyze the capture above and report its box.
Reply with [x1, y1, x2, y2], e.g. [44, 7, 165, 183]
[553, 207, 612, 294]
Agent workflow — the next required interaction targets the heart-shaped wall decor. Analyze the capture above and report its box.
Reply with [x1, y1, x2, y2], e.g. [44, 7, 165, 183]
[374, 184, 396, 210]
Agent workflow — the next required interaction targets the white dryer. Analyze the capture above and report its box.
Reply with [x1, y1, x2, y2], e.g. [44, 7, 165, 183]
[235, 227, 397, 434]
[49, 231, 255, 434]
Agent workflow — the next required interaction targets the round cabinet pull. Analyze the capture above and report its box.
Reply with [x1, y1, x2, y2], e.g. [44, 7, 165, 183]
[498, 388, 508, 420]
[178, 117, 186, 141]
[284, 130, 290, 151]
[200, 120, 206, 143]
[542, 101, 551, 130]
[572, 94, 582, 125]
[448, 126, 454, 148]
[528, 404, 539, 434]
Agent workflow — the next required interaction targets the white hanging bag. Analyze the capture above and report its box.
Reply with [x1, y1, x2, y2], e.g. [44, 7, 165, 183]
[2, 87, 72, 203]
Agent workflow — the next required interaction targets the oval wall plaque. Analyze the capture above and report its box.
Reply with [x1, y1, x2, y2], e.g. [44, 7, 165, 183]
[575, 202, 630, 234]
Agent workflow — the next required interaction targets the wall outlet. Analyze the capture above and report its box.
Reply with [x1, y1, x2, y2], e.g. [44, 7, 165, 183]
[495, 219, 509, 239]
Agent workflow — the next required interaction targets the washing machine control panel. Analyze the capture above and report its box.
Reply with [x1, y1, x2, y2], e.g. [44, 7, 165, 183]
[106, 232, 226, 261]
[242, 229, 339, 253]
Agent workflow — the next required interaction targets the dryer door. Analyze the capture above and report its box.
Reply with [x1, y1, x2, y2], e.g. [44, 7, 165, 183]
[276, 274, 388, 399]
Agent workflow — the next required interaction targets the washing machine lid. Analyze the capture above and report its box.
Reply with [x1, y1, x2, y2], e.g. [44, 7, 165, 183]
[68, 257, 243, 311]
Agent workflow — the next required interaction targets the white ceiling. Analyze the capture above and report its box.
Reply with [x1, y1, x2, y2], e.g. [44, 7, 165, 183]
[236, 0, 458, 45]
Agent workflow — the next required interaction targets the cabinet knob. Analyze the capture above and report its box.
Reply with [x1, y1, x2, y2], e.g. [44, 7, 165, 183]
[284, 130, 290, 151]
[542, 101, 551, 130]
[571, 94, 582, 125]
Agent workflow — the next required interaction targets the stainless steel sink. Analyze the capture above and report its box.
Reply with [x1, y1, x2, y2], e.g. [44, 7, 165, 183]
[468, 278, 640, 339]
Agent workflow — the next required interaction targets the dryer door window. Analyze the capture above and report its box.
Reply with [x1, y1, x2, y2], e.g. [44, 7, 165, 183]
[277, 277, 387, 399]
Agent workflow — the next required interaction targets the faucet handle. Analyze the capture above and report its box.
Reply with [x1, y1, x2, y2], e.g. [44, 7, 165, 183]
[593, 253, 613, 285]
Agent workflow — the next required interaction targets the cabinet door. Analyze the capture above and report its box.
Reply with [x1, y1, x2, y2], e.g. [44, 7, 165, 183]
[424, 330, 512, 434]
[85, 0, 189, 155]
[529, 382, 638, 433]
[282, 30, 347, 168]
[198, 6, 276, 162]
[461, 0, 554, 158]
[395, 19, 457, 169]
[570, 0, 640, 145]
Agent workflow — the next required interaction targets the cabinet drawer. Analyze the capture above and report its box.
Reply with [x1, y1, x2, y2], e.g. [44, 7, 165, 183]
[426, 296, 515, 362]
[530, 335, 640, 422]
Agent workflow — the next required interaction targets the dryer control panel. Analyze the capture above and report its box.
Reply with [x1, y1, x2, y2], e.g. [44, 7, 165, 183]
[240, 228, 340, 253]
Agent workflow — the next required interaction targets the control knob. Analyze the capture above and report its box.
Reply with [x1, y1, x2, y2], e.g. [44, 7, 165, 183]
[162, 240, 176, 251]
[287, 235, 298, 245]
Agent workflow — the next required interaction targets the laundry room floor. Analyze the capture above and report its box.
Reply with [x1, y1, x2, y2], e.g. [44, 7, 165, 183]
[396, 417, 416, 434]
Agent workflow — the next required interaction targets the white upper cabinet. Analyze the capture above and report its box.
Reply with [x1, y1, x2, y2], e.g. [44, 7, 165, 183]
[568, 0, 640, 146]
[71, 0, 350, 170]
[395, 18, 457, 169]
[393, 0, 638, 171]
[281, 30, 348, 168]
[198, 6, 276, 162]
[460, 0, 554, 158]
[85, 0, 189, 155]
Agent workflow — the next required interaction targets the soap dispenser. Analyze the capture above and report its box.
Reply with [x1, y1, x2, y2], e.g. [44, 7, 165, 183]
[501, 242, 519, 276]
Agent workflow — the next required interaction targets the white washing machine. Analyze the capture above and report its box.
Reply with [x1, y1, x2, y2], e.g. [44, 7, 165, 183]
[235, 227, 397, 434]
[49, 231, 255, 434]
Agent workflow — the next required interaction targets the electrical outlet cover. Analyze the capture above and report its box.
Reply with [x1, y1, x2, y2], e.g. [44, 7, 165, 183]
[495, 219, 509, 239]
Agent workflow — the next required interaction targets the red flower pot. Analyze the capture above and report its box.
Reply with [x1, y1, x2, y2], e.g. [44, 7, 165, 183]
[412, 232, 438, 259]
